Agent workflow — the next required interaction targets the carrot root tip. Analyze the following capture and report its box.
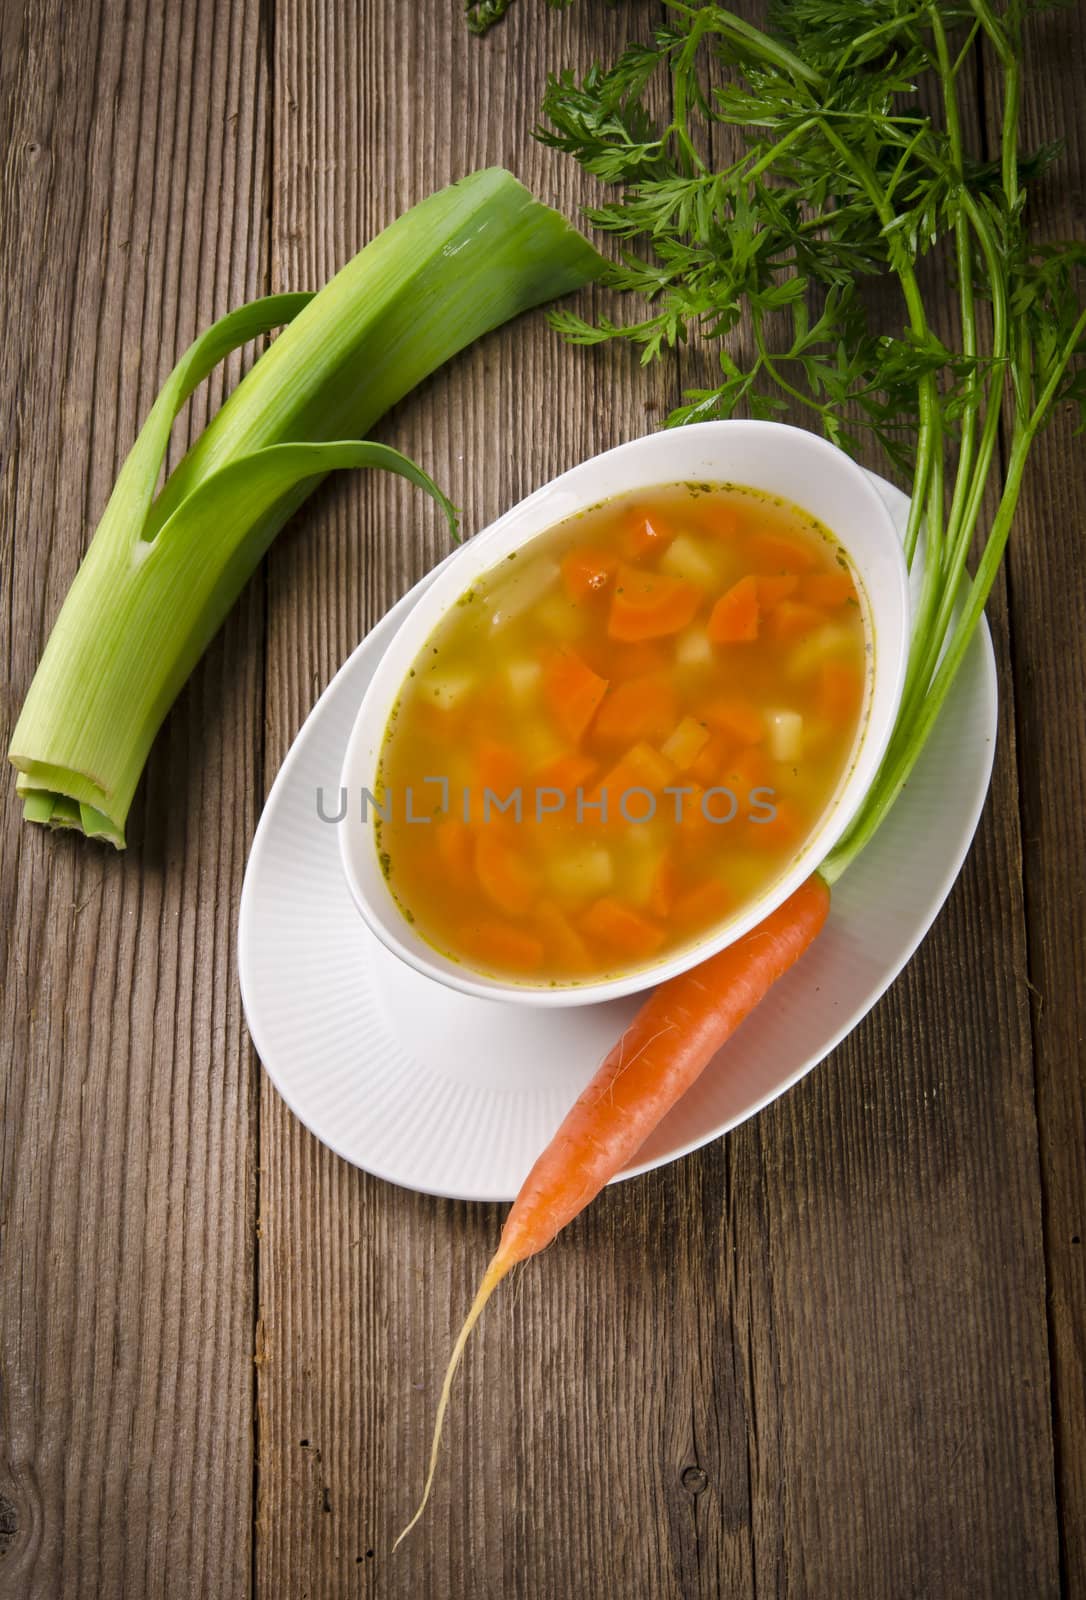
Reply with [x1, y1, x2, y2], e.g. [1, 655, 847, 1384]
[392, 1250, 513, 1551]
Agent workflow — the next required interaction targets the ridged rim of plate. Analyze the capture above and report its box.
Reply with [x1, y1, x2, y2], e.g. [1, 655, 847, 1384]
[238, 472, 997, 1202]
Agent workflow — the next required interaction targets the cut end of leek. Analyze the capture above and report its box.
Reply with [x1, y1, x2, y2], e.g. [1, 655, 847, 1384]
[15, 775, 125, 847]
[8, 169, 602, 847]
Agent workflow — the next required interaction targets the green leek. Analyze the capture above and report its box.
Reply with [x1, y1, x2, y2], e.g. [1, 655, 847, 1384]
[9, 167, 602, 847]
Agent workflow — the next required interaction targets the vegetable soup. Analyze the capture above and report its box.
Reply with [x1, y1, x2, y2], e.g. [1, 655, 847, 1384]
[375, 484, 870, 982]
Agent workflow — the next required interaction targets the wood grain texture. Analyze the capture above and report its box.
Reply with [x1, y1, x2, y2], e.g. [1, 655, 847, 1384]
[0, 0, 1080, 1596]
[253, 4, 1061, 1599]
[0, 0, 268, 1594]
[988, 9, 1086, 1591]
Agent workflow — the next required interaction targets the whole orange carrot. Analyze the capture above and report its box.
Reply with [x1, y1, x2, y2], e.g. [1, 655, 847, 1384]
[396, 873, 830, 1544]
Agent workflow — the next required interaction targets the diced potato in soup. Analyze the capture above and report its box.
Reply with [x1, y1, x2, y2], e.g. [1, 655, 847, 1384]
[376, 483, 870, 982]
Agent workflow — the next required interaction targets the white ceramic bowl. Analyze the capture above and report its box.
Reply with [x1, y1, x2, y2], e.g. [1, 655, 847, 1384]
[339, 420, 910, 1006]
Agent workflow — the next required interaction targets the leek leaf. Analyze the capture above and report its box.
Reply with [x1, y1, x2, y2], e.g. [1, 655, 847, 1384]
[10, 169, 602, 846]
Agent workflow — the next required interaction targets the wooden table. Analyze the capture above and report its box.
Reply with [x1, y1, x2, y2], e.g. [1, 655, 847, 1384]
[1, 2, 1083, 1595]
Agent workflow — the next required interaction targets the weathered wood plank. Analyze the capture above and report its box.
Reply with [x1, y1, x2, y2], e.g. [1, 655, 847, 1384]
[1, 0, 1071, 1596]
[0, 0, 268, 1593]
[255, 5, 1061, 1599]
[988, 8, 1086, 1590]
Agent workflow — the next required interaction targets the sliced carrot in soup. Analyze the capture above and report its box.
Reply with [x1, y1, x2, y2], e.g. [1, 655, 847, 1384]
[756, 574, 799, 606]
[701, 694, 765, 745]
[594, 674, 678, 745]
[649, 852, 679, 919]
[536, 900, 594, 973]
[769, 600, 825, 641]
[542, 647, 609, 743]
[575, 638, 670, 682]
[561, 547, 618, 603]
[724, 744, 776, 795]
[580, 897, 666, 959]
[744, 799, 803, 850]
[689, 728, 732, 786]
[475, 833, 540, 917]
[707, 575, 760, 643]
[477, 739, 525, 797]
[604, 641, 671, 681]
[609, 565, 702, 642]
[534, 750, 599, 796]
[622, 508, 677, 560]
[667, 782, 716, 837]
[748, 532, 818, 573]
[594, 741, 676, 805]
[672, 879, 733, 929]
[433, 818, 474, 888]
[460, 920, 545, 973]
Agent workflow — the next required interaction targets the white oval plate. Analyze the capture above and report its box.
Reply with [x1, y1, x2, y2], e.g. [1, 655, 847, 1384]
[238, 473, 997, 1202]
